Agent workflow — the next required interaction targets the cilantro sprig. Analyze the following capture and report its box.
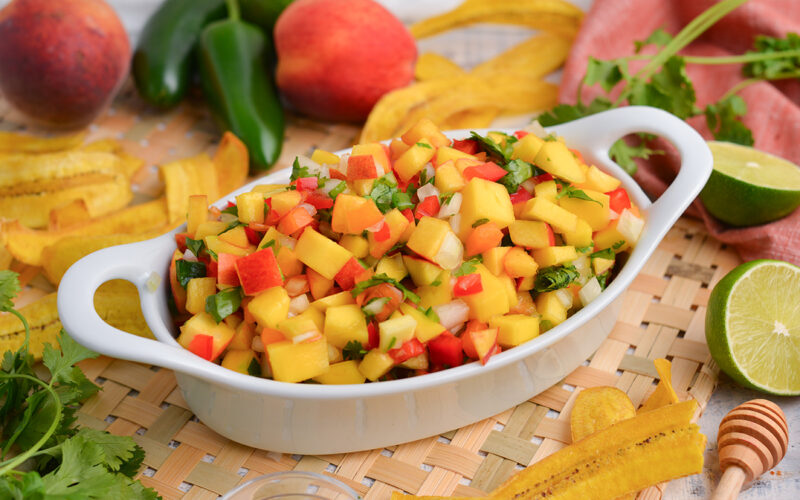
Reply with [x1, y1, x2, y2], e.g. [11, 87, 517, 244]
[532, 265, 579, 293]
[0, 271, 158, 498]
[538, 0, 800, 173]
[351, 273, 420, 304]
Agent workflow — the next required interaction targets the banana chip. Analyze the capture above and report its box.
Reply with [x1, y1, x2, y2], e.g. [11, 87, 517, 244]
[48, 199, 92, 231]
[0, 130, 87, 154]
[414, 52, 465, 82]
[1, 198, 170, 267]
[570, 386, 636, 442]
[161, 153, 219, 223]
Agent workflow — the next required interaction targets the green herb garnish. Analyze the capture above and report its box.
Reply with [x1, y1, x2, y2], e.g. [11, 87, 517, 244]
[205, 287, 243, 323]
[533, 265, 579, 293]
[186, 237, 205, 257]
[351, 274, 420, 304]
[454, 256, 483, 277]
[175, 259, 206, 288]
[343, 340, 368, 361]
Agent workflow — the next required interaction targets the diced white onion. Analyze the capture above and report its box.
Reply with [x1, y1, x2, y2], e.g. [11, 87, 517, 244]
[571, 255, 591, 286]
[437, 192, 462, 218]
[338, 154, 350, 175]
[299, 203, 317, 217]
[579, 277, 602, 306]
[422, 163, 435, 182]
[555, 288, 573, 309]
[433, 300, 470, 330]
[608, 209, 620, 221]
[220, 212, 238, 224]
[292, 331, 320, 344]
[295, 155, 324, 176]
[433, 231, 463, 270]
[521, 178, 537, 193]
[617, 209, 644, 244]
[416, 182, 439, 202]
[278, 234, 297, 250]
[182, 249, 198, 261]
[362, 297, 389, 317]
[251, 336, 265, 353]
[289, 294, 310, 314]
[320, 179, 345, 195]
[449, 213, 461, 233]
[523, 120, 549, 139]
[328, 343, 343, 363]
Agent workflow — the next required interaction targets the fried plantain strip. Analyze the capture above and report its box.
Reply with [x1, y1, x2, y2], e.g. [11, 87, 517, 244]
[0, 293, 61, 360]
[639, 358, 681, 413]
[48, 199, 92, 231]
[471, 32, 573, 80]
[213, 132, 249, 197]
[415, 52, 466, 82]
[160, 153, 219, 223]
[0, 130, 87, 154]
[570, 386, 636, 442]
[0, 150, 132, 189]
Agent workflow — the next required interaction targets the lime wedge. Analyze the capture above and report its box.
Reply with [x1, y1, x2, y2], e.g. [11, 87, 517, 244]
[706, 260, 800, 395]
[699, 141, 800, 226]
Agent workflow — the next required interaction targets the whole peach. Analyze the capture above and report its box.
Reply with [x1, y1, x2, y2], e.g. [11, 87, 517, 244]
[0, 0, 130, 128]
[274, 0, 416, 122]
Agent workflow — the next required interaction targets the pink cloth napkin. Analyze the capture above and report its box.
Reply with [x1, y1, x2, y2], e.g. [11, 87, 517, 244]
[559, 0, 800, 266]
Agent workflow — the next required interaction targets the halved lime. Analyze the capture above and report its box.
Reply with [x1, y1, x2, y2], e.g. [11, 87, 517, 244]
[706, 259, 800, 395]
[699, 141, 800, 226]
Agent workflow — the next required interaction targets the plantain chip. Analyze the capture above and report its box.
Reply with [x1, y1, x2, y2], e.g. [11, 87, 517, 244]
[0, 247, 11, 271]
[42, 232, 161, 285]
[471, 32, 573, 80]
[638, 358, 681, 413]
[441, 107, 500, 130]
[213, 132, 249, 197]
[160, 153, 219, 223]
[0, 150, 131, 189]
[0, 130, 87, 154]
[482, 76, 559, 115]
[0, 293, 61, 360]
[415, 52, 465, 81]
[570, 386, 636, 442]
[94, 280, 154, 339]
[410, 0, 583, 39]
[1, 198, 171, 267]
[48, 199, 92, 231]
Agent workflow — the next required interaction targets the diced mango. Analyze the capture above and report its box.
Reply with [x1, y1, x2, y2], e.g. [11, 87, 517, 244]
[221, 349, 260, 375]
[433, 146, 476, 167]
[593, 256, 615, 275]
[399, 303, 447, 343]
[277, 307, 323, 339]
[186, 277, 217, 315]
[310, 149, 340, 166]
[267, 338, 329, 383]
[561, 218, 593, 248]
[508, 220, 552, 249]
[247, 286, 290, 328]
[178, 312, 236, 361]
[403, 255, 444, 286]
[490, 314, 540, 347]
[532, 246, 578, 267]
[252, 184, 289, 196]
[406, 216, 450, 262]
[324, 304, 369, 349]
[520, 198, 578, 233]
[229, 321, 255, 350]
[534, 180, 558, 203]
[534, 141, 585, 184]
[339, 234, 369, 259]
[417, 272, 452, 308]
[394, 139, 436, 182]
[389, 138, 410, 158]
[504, 247, 539, 278]
[195, 220, 228, 240]
[204, 235, 250, 257]
[218, 225, 249, 248]
[458, 178, 515, 236]
[434, 161, 466, 192]
[375, 253, 407, 282]
[583, 165, 621, 193]
[331, 194, 383, 234]
[311, 290, 355, 311]
[295, 228, 353, 280]
[236, 191, 265, 224]
[558, 190, 610, 231]
[482, 247, 511, 276]
[313, 360, 366, 385]
[511, 133, 545, 162]
[460, 264, 510, 322]
[378, 314, 417, 351]
[536, 291, 568, 326]
[269, 190, 302, 217]
[358, 350, 395, 381]
[368, 208, 410, 258]
[352, 143, 390, 174]
[593, 220, 630, 253]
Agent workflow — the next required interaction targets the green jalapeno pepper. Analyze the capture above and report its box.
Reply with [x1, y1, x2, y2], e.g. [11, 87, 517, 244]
[198, 0, 284, 171]
[132, 0, 226, 108]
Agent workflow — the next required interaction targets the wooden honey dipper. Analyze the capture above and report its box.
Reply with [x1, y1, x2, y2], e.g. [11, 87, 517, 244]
[711, 399, 789, 500]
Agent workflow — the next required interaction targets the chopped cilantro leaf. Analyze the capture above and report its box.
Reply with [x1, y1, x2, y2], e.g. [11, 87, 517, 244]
[590, 248, 615, 261]
[205, 287, 243, 323]
[499, 159, 536, 194]
[175, 260, 206, 288]
[386, 337, 397, 350]
[533, 265, 579, 293]
[420, 306, 440, 323]
[260, 239, 276, 250]
[576, 245, 594, 254]
[454, 256, 483, 277]
[612, 240, 626, 250]
[351, 273, 420, 303]
[328, 180, 347, 199]
[471, 218, 490, 228]
[469, 131, 515, 162]
[418, 167, 434, 186]
[343, 340, 368, 361]
[392, 190, 415, 211]
[218, 219, 245, 235]
[290, 157, 311, 181]
[597, 271, 610, 290]
[556, 185, 602, 205]
[221, 204, 238, 216]
[439, 192, 455, 205]
[185, 237, 205, 257]
[416, 142, 432, 149]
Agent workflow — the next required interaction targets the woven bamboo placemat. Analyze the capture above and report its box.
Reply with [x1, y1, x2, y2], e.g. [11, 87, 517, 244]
[1, 83, 737, 499]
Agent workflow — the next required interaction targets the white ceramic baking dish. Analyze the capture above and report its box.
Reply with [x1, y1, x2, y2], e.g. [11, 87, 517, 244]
[58, 106, 712, 455]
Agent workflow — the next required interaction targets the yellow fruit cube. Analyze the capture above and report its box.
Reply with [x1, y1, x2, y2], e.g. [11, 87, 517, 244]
[417, 272, 452, 308]
[401, 117, 450, 148]
[258, 226, 281, 251]
[358, 350, 394, 381]
[517, 275, 535, 292]
[402, 255, 444, 286]
[434, 161, 466, 192]
[389, 138, 410, 159]
[339, 234, 369, 259]
[187, 194, 208, 236]
[310, 290, 356, 311]
[277, 308, 323, 339]
[236, 191, 265, 224]
[252, 183, 289, 196]
[195, 220, 228, 240]
[375, 253, 407, 282]
[269, 189, 303, 217]
[458, 178, 515, 236]
[532, 246, 578, 267]
[482, 247, 511, 276]
[406, 216, 450, 262]
[324, 304, 369, 349]
[511, 133, 545, 162]
[583, 165, 621, 193]
[313, 360, 366, 385]
[535, 292, 567, 326]
[592, 256, 615, 275]
[558, 189, 610, 230]
[534, 180, 558, 203]
[295, 228, 353, 280]
[378, 314, 417, 351]
[433, 146, 476, 167]
[489, 314, 540, 347]
[562, 218, 593, 248]
[498, 274, 518, 310]
[520, 198, 577, 233]
[267, 338, 329, 383]
[310, 148, 340, 166]
[352, 143, 390, 174]
[177, 312, 235, 361]
[218, 225, 249, 248]
[221, 349, 260, 375]
[186, 277, 217, 315]
[534, 141, 586, 184]
[461, 264, 510, 322]
[399, 303, 446, 343]
[204, 235, 250, 257]
[503, 247, 539, 278]
[247, 286, 290, 328]
[593, 220, 630, 253]
[394, 139, 436, 182]
[276, 246, 303, 278]
[229, 322, 255, 350]
[508, 220, 553, 249]
[368, 208, 410, 258]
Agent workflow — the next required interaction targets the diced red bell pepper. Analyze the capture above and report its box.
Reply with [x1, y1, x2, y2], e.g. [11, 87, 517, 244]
[206, 259, 218, 279]
[217, 253, 240, 287]
[462, 162, 507, 182]
[533, 173, 554, 184]
[414, 195, 440, 219]
[277, 205, 314, 236]
[366, 322, 379, 350]
[294, 177, 318, 191]
[451, 138, 479, 155]
[428, 331, 463, 367]
[372, 221, 391, 242]
[304, 191, 334, 210]
[401, 208, 414, 223]
[264, 199, 281, 226]
[347, 155, 379, 180]
[174, 232, 189, 253]
[226, 201, 236, 209]
[513, 130, 529, 139]
[606, 187, 632, 213]
[397, 174, 417, 193]
[388, 338, 425, 364]
[188, 334, 214, 361]
[453, 273, 483, 297]
[509, 187, 533, 205]
[334, 257, 365, 290]
[545, 223, 555, 246]
[234, 247, 283, 295]
[328, 168, 347, 180]
[243, 226, 262, 246]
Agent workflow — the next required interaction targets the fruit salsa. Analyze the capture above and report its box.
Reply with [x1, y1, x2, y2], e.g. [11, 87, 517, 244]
[168, 118, 643, 384]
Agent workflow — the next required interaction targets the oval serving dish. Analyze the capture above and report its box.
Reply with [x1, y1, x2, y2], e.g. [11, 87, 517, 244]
[58, 106, 712, 455]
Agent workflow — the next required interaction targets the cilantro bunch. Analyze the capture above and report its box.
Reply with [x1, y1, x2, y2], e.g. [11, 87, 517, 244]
[0, 271, 159, 499]
[539, 0, 800, 173]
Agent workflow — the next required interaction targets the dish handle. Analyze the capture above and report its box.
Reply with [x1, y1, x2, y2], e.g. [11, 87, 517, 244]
[561, 105, 713, 231]
[57, 236, 206, 375]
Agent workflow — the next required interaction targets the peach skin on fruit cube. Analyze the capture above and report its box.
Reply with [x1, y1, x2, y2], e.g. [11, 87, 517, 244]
[352, 142, 390, 174]
[295, 228, 353, 280]
[394, 139, 436, 182]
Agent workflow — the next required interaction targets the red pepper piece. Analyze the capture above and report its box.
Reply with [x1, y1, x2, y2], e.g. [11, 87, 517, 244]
[569, 148, 585, 164]
[243, 226, 262, 246]
[414, 195, 440, 219]
[366, 322, 379, 350]
[509, 187, 533, 205]
[428, 331, 463, 367]
[373, 221, 391, 242]
[304, 191, 334, 210]
[188, 334, 214, 361]
[453, 273, 483, 297]
[234, 247, 283, 295]
[334, 257, 365, 290]
[225, 201, 236, 209]
[388, 338, 425, 363]
[545, 223, 555, 246]
[401, 208, 414, 223]
[174, 232, 189, 253]
[451, 138, 479, 155]
[347, 155, 379, 180]
[513, 130, 529, 139]
[462, 162, 507, 182]
[294, 177, 318, 191]
[606, 187, 632, 213]
[533, 173, 554, 184]
[206, 259, 218, 278]
[217, 253, 240, 287]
